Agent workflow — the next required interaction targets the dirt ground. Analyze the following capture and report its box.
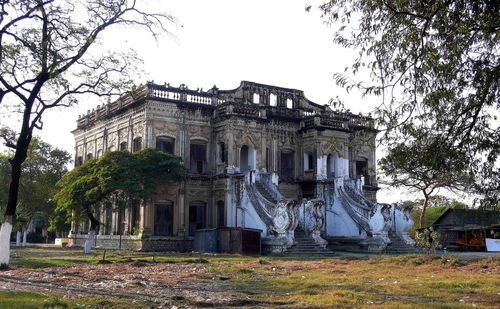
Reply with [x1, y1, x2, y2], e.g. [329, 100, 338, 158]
[0, 261, 248, 308]
[1, 248, 499, 308]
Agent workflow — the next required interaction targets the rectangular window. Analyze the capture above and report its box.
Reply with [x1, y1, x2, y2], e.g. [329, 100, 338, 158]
[190, 143, 207, 174]
[189, 202, 206, 236]
[280, 152, 294, 182]
[156, 136, 175, 154]
[154, 203, 173, 236]
[76, 156, 83, 167]
[265, 148, 270, 171]
[304, 152, 314, 171]
[217, 201, 225, 227]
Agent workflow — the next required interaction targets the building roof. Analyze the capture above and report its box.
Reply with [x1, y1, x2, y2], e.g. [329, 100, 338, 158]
[431, 208, 500, 228]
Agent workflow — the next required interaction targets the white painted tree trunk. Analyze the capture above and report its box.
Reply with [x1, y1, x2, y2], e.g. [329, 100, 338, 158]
[0, 216, 13, 266]
[83, 230, 96, 255]
[22, 230, 27, 247]
[16, 231, 21, 246]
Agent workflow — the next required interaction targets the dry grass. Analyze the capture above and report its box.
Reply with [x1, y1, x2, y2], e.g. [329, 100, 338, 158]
[2, 247, 499, 308]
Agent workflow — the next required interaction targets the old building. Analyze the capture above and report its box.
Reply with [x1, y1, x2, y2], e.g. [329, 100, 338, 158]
[70, 81, 414, 253]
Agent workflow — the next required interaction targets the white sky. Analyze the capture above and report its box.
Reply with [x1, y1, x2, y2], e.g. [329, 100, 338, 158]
[0, 0, 418, 203]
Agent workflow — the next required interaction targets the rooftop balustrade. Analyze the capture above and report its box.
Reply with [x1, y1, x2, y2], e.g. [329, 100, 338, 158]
[76, 82, 376, 131]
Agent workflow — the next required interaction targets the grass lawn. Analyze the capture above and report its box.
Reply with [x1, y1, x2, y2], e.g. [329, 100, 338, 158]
[1, 247, 499, 308]
[0, 291, 149, 309]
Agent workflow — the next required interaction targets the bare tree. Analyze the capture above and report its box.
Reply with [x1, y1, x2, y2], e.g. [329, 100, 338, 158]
[0, 0, 174, 266]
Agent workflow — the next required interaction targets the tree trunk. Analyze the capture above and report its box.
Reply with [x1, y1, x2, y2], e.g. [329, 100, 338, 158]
[0, 216, 13, 266]
[22, 229, 28, 246]
[2, 135, 31, 265]
[16, 230, 22, 247]
[419, 193, 429, 228]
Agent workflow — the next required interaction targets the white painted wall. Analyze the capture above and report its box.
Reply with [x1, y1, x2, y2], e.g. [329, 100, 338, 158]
[316, 155, 327, 180]
[240, 193, 267, 236]
[325, 199, 364, 237]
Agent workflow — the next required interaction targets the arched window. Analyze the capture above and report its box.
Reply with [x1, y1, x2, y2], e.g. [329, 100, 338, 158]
[286, 98, 293, 109]
[253, 93, 260, 104]
[133, 137, 142, 152]
[239, 145, 256, 172]
[119, 141, 128, 151]
[156, 136, 175, 154]
[86, 153, 93, 161]
[269, 93, 277, 106]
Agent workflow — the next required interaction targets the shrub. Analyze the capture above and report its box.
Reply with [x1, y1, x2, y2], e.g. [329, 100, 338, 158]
[415, 228, 441, 256]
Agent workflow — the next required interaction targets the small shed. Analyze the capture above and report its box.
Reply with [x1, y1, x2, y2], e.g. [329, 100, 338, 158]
[218, 227, 261, 255]
[192, 227, 262, 255]
[193, 228, 219, 253]
[430, 208, 500, 251]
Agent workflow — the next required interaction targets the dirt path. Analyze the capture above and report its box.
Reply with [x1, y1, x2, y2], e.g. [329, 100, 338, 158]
[0, 261, 277, 308]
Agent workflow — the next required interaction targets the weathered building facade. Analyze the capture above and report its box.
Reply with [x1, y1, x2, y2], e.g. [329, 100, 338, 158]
[70, 81, 414, 253]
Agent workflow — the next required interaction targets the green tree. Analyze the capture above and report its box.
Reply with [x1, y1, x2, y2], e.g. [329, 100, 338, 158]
[379, 136, 472, 227]
[312, 1, 499, 207]
[0, 0, 174, 266]
[0, 134, 71, 245]
[404, 195, 468, 236]
[54, 149, 186, 254]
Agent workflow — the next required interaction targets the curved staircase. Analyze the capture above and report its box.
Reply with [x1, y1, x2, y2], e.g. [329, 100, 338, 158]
[385, 230, 420, 254]
[286, 228, 336, 257]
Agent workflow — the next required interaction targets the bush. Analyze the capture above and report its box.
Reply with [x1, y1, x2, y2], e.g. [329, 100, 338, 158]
[415, 228, 441, 256]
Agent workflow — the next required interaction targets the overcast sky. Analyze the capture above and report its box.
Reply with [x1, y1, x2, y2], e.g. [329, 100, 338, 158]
[0, 0, 414, 203]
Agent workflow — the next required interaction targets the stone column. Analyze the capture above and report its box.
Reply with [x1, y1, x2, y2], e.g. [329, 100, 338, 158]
[177, 183, 186, 237]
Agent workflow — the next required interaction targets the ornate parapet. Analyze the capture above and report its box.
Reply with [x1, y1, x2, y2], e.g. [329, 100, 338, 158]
[261, 200, 299, 254]
[304, 199, 328, 248]
[369, 203, 392, 245]
[393, 203, 416, 246]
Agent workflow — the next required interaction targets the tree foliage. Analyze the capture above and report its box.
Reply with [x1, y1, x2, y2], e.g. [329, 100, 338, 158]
[0, 133, 71, 230]
[379, 135, 472, 227]
[0, 0, 174, 263]
[404, 195, 467, 232]
[54, 149, 186, 232]
[313, 0, 499, 207]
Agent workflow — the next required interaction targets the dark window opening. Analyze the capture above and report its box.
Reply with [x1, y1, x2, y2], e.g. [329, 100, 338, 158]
[217, 142, 226, 163]
[156, 136, 175, 154]
[119, 141, 128, 151]
[217, 200, 225, 227]
[189, 202, 206, 236]
[130, 204, 140, 234]
[304, 152, 314, 171]
[190, 143, 207, 174]
[154, 202, 173, 236]
[86, 153, 93, 161]
[133, 137, 142, 152]
[356, 160, 369, 184]
[76, 156, 83, 167]
[265, 148, 270, 171]
[280, 152, 294, 182]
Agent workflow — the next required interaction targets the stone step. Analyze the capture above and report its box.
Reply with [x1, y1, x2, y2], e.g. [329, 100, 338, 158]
[255, 182, 277, 204]
[386, 231, 420, 253]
